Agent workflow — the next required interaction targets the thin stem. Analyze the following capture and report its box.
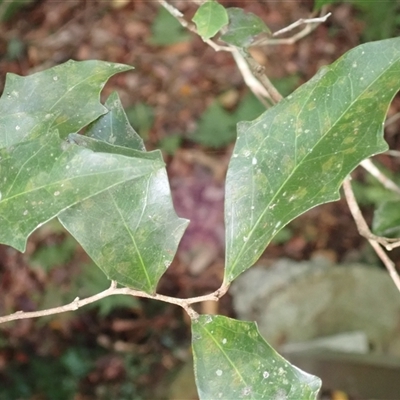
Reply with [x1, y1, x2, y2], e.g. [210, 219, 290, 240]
[343, 177, 400, 292]
[342, 177, 400, 250]
[368, 239, 400, 291]
[0, 280, 230, 325]
[252, 9, 331, 47]
[0, 281, 126, 324]
[272, 13, 332, 37]
[244, 54, 283, 104]
[231, 49, 273, 107]
[385, 112, 400, 127]
[385, 150, 400, 158]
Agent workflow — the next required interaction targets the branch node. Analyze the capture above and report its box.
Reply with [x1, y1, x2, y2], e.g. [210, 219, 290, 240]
[72, 297, 80, 309]
[186, 306, 199, 320]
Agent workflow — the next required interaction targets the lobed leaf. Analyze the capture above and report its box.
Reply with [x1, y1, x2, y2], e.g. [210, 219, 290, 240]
[192, 0, 229, 41]
[192, 315, 321, 399]
[0, 60, 132, 147]
[0, 131, 162, 252]
[86, 91, 145, 151]
[58, 102, 188, 293]
[224, 37, 400, 283]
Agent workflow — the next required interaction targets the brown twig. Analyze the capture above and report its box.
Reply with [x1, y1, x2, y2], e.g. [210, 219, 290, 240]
[342, 177, 400, 291]
[0, 280, 230, 325]
[243, 54, 283, 104]
[385, 150, 400, 158]
[274, 13, 331, 37]
[342, 177, 400, 250]
[367, 239, 400, 292]
[252, 8, 331, 47]
[230, 49, 274, 106]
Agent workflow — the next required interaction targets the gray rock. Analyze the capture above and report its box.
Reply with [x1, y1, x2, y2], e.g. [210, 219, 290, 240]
[230, 258, 400, 356]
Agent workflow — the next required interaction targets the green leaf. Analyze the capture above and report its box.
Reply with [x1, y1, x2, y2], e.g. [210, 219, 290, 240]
[6, 37, 25, 61]
[57, 132, 188, 293]
[221, 8, 271, 48]
[271, 74, 301, 98]
[192, 101, 237, 148]
[159, 134, 182, 155]
[224, 37, 400, 283]
[150, 6, 190, 46]
[234, 92, 265, 123]
[192, 93, 264, 148]
[87, 92, 145, 151]
[65, 133, 154, 160]
[0, 60, 133, 146]
[313, 0, 337, 10]
[192, 1, 229, 41]
[314, 0, 400, 40]
[351, 170, 400, 206]
[31, 235, 77, 271]
[125, 102, 154, 140]
[0, 131, 162, 253]
[373, 200, 400, 237]
[351, 1, 400, 41]
[192, 315, 321, 399]
[0, 0, 34, 22]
